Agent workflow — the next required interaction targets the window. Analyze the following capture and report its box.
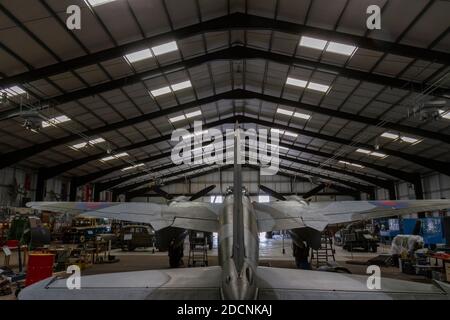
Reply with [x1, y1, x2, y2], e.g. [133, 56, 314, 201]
[258, 195, 270, 203]
[210, 195, 223, 204]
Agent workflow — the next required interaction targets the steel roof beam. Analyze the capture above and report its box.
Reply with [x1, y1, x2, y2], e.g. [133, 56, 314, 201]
[1, 45, 448, 121]
[2, 90, 450, 171]
[2, 13, 449, 89]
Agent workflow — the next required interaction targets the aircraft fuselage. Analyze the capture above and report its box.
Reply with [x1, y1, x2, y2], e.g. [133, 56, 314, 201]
[219, 192, 259, 300]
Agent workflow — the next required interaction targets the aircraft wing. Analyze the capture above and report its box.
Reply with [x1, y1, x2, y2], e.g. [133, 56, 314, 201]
[257, 267, 450, 300]
[27, 201, 222, 233]
[253, 199, 450, 232]
[19, 267, 222, 300]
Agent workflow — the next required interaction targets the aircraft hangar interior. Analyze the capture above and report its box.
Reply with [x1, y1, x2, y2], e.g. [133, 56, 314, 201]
[0, 0, 450, 303]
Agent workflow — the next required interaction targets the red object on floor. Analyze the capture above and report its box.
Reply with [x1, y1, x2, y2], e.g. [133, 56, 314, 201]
[25, 254, 54, 287]
[6, 240, 20, 249]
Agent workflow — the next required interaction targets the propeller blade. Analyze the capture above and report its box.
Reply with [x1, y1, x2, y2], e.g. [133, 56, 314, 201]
[259, 185, 286, 201]
[151, 186, 173, 200]
[189, 185, 217, 201]
[302, 183, 327, 200]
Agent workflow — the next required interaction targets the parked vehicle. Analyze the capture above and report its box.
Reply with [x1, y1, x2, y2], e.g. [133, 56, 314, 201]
[62, 217, 110, 244]
[120, 225, 155, 251]
[335, 226, 379, 252]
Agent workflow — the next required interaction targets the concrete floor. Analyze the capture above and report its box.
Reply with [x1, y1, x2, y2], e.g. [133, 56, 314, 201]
[0, 235, 433, 300]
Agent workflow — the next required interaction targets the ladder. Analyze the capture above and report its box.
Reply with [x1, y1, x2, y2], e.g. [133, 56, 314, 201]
[187, 231, 208, 267]
[311, 232, 336, 267]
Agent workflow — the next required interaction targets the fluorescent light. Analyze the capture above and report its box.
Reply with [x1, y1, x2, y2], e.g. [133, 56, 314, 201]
[185, 110, 202, 119]
[307, 82, 330, 93]
[150, 86, 171, 97]
[356, 148, 371, 154]
[1, 86, 26, 97]
[338, 160, 364, 168]
[171, 80, 192, 92]
[381, 132, 399, 140]
[277, 108, 294, 116]
[439, 110, 450, 120]
[169, 114, 186, 123]
[121, 163, 145, 172]
[42, 115, 71, 128]
[101, 152, 129, 162]
[152, 41, 178, 56]
[286, 77, 307, 88]
[326, 42, 357, 56]
[125, 49, 153, 63]
[86, 0, 116, 7]
[293, 112, 311, 120]
[299, 36, 327, 50]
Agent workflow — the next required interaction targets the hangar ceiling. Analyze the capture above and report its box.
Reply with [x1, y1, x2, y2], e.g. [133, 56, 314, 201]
[0, 0, 449, 200]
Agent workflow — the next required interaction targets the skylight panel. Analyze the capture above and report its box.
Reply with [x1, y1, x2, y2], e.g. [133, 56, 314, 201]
[42, 115, 71, 128]
[70, 138, 105, 151]
[338, 160, 364, 168]
[277, 108, 294, 116]
[125, 48, 153, 63]
[150, 86, 171, 97]
[356, 148, 371, 154]
[122, 163, 145, 172]
[171, 80, 192, 92]
[293, 112, 311, 120]
[307, 82, 330, 93]
[86, 0, 116, 7]
[152, 41, 178, 56]
[169, 114, 186, 123]
[1, 86, 26, 97]
[381, 132, 399, 140]
[439, 110, 450, 120]
[101, 152, 129, 162]
[326, 42, 357, 56]
[371, 152, 387, 158]
[185, 110, 202, 119]
[299, 36, 327, 50]
[400, 137, 420, 144]
[286, 77, 307, 88]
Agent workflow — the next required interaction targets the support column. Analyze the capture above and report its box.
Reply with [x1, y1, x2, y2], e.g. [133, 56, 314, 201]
[112, 190, 120, 202]
[93, 183, 101, 202]
[387, 181, 397, 200]
[35, 169, 46, 201]
[413, 174, 424, 200]
[69, 177, 78, 201]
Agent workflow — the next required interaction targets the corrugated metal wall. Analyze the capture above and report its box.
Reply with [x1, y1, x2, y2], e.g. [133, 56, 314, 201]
[1, 166, 449, 208]
[0, 167, 70, 206]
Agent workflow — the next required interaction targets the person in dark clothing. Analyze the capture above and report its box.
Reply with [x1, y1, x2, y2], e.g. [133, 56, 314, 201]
[168, 238, 184, 268]
[293, 241, 311, 270]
